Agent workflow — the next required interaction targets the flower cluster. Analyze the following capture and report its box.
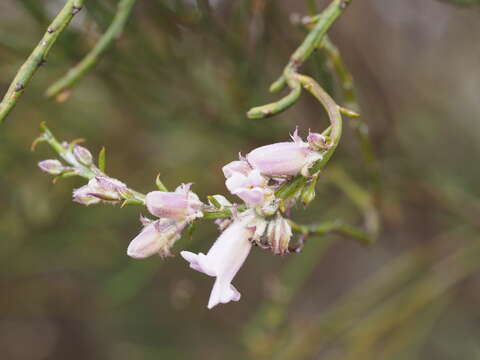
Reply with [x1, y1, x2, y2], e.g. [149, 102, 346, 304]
[127, 184, 204, 258]
[37, 127, 328, 309]
[179, 129, 326, 308]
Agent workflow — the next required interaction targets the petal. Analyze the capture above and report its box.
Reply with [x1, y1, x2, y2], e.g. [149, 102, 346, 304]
[207, 277, 241, 309]
[127, 223, 163, 259]
[225, 172, 248, 193]
[233, 187, 265, 205]
[222, 160, 251, 178]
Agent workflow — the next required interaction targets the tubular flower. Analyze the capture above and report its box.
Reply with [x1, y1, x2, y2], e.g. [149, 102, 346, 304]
[145, 183, 203, 221]
[246, 130, 323, 177]
[223, 160, 272, 206]
[180, 213, 260, 309]
[127, 218, 186, 258]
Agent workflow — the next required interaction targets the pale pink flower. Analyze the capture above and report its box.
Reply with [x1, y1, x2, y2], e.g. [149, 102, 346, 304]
[246, 130, 322, 177]
[223, 160, 271, 206]
[145, 183, 203, 221]
[127, 218, 185, 258]
[180, 215, 256, 309]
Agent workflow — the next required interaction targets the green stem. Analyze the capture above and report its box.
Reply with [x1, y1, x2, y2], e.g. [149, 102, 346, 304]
[46, 0, 137, 99]
[321, 36, 380, 194]
[0, 0, 84, 124]
[247, 0, 352, 118]
[290, 220, 372, 246]
[294, 73, 342, 174]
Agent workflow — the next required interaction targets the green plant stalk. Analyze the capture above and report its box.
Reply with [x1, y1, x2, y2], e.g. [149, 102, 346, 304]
[328, 166, 379, 239]
[290, 220, 372, 246]
[296, 73, 342, 174]
[321, 36, 380, 194]
[0, 0, 84, 124]
[46, 0, 137, 99]
[247, 0, 352, 119]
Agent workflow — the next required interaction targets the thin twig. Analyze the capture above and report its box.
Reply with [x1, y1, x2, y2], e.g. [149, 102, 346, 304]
[46, 0, 137, 100]
[247, 0, 352, 119]
[0, 0, 84, 124]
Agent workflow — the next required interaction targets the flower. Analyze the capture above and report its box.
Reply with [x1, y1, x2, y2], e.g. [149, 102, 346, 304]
[73, 185, 101, 206]
[72, 176, 127, 205]
[145, 183, 203, 221]
[180, 214, 257, 309]
[127, 218, 185, 258]
[223, 160, 271, 206]
[266, 215, 293, 255]
[38, 159, 65, 175]
[246, 130, 322, 177]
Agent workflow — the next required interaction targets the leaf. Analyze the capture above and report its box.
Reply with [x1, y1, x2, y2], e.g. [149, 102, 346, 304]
[98, 146, 106, 172]
[155, 174, 168, 192]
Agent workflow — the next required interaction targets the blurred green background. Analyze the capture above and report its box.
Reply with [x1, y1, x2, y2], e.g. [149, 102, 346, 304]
[1, 1, 480, 359]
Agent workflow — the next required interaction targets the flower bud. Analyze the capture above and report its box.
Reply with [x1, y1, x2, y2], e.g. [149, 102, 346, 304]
[307, 132, 330, 151]
[73, 185, 101, 206]
[38, 159, 64, 175]
[246, 141, 322, 177]
[127, 219, 184, 258]
[72, 176, 126, 205]
[145, 184, 203, 221]
[267, 215, 293, 255]
[87, 177, 127, 201]
[73, 145, 93, 166]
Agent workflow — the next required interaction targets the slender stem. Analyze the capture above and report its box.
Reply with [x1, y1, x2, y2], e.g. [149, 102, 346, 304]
[328, 166, 379, 239]
[294, 73, 342, 174]
[247, 0, 352, 119]
[0, 0, 84, 124]
[290, 220, 372, 246]
[46, 0, 137, 99]
[288, 0, 351, 71]
[321, 36, 381, 194]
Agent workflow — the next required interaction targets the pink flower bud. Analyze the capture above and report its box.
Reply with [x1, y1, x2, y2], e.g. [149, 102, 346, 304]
[127, 219, 185, 259]
[73, 145, 93, 166]
[87, 177, 127, 201]
[72, 176, 127, 205]
[246, 141, 322, 177]
[73, 185, 101, 206]
[145, 184, 203, 221]
[307, 132, 329, 150]
[38, 159, 64, 175]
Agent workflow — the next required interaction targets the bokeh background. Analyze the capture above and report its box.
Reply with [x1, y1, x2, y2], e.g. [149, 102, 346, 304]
[1, 0, 480, 359]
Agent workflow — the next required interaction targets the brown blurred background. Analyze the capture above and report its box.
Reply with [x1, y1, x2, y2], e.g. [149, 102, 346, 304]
[0, 0, 479, 359]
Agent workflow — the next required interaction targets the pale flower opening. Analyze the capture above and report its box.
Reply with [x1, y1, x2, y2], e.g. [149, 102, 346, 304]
[180, 215, 255, 309]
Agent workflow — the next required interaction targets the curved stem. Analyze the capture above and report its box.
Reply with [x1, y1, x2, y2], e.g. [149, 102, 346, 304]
[0, 0, 84, 124]
[46, 0, 137, 99]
